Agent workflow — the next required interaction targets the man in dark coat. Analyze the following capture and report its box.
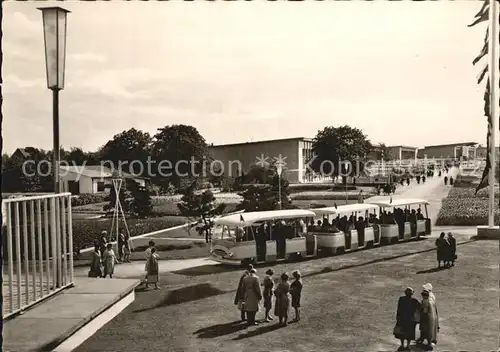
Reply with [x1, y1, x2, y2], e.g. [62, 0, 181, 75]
[235, 266, 252, 321]
[395, 287, 421, 351]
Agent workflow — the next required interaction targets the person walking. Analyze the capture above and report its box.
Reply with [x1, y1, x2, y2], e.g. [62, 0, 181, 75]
[444, 176, 448, 185]
[145, 247, 160, 290]
[123, 232, 131, 263]
[89, 245, 103, 278]
[98, 231, 108, 257]
[235, 267, 251, 322]
[117, 232, 125, 262]
[290, 270, 303, 322]
[103, 243, 118, 278]
[274, 272, 291, 326]
[242, 268, 262, 326]
[144, 240, 155, 283]
[263, 269, 275, 322]
[394, 287, 421, 351]
[448, 233, 457, 266]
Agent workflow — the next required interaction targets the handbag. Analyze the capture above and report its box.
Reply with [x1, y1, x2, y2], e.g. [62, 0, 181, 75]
[413, 310, 421, 323]
[237, 301, 244, 311]
[393, 325, 404, 338]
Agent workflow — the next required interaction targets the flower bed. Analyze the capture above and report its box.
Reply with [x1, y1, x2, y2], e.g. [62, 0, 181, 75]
[291, 191, 371, 201]
[71, 193, 107, 207]
[436, 187, 500, 226]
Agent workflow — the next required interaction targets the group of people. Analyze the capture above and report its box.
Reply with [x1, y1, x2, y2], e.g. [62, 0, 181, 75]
[235, 265, 303, 326]
[143, 240, 160, 290]
[435, 232, 457, 269]
[395, 283, 439, 351]
[88, 230, 132, 279]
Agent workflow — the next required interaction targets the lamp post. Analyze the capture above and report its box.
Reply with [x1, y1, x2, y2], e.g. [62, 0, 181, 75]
[38, 7, 70, 194]
[276, 164, 283, 210]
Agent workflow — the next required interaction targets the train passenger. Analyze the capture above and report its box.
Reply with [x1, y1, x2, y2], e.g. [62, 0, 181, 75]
[416, 209, 425, 220]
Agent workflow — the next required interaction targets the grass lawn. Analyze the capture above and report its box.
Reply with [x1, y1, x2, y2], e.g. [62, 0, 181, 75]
[76, 239, 498, 352]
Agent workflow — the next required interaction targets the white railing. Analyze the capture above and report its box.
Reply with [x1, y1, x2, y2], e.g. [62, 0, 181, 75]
[2, 193, 74, 319]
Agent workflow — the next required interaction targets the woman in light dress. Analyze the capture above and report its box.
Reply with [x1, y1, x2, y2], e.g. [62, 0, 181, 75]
[146, 247, 160, 290]
[418, 288, 439, 350]
[103, 243, 118, 278]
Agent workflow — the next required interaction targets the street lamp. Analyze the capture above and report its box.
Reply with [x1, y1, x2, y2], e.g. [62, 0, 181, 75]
[38, 6, 70, 193]
[276, 164, 283, 210]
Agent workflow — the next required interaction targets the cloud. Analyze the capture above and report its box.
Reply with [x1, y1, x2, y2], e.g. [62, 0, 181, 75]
[7, 12, 40, 37]
[69, 53, 107, 63]
[5, 74, 45, 89]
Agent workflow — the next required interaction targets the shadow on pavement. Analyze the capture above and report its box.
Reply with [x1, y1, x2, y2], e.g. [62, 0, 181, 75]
[416, 267, 447, 274]
[172, 264, 241, 276]
[232, 323, 285, 340]
[194, 320, 248, 338]
[133, 283, 229, 313]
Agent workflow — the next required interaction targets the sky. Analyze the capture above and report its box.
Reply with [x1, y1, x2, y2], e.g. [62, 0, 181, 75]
[2, 1, 492, 155]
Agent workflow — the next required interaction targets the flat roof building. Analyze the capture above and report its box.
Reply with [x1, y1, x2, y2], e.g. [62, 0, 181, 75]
[208, 137, 331, 183]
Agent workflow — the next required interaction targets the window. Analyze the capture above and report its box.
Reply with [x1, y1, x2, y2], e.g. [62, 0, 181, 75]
[97, 182, 105, 192]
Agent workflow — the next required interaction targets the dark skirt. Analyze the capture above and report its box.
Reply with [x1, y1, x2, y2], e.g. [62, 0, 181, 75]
[397, 322, 417, 340]
[291, 295, 301, 308]
[264, 295, 272, 309]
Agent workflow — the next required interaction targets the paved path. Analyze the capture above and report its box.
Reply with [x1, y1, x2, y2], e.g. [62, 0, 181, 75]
[76, 171, 463, 280]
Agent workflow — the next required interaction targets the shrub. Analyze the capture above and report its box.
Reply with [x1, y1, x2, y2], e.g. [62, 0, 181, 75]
[291, 192, 370, 201]
[71, 193, 107, 207]
[72, 216, 188, 251]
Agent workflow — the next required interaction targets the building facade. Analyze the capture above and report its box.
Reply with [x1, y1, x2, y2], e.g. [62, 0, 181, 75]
[417, 142, 479, 160]
[386, 145, 419, 161]
[59, 165, 147, 194]
[208, 137, 330, 183]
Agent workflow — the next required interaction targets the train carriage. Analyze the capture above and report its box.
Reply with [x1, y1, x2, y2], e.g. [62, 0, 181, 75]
[310, 204, 380, 255]
[367, 198, 431, 244]
[209, 209, 318, 266]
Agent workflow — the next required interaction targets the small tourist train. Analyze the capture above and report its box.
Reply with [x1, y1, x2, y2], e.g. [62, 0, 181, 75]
[209, 198, 431, 266]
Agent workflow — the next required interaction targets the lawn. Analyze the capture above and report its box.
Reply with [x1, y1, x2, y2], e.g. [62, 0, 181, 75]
[76, 238, 498, 352]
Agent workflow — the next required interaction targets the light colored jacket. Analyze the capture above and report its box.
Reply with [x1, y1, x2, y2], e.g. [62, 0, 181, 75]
[242, 273, 262, 312]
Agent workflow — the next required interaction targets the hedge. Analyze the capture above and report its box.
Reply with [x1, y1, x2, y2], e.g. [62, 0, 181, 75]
[436, 187, 500, 226]
[71, 193, 107, 207]
[2, 215, 189, 260]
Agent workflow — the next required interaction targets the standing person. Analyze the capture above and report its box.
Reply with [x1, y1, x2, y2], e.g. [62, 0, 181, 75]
[416, 175, 421, 184]
[123, 232, 131, 263]
[406, 177, 410, 186]
[449, 176, 454, 186]
[103, 243, 117, 278]
[144, 240, 155, 282]
[435, 233, 446, 269]
[444, 176, 448, 185]
[242, 268, 262, 326]
[274, 273, 291, 326]
[290, 270, 303, 322]
[263, 269, 275, 322]
[89, 245, 103, 278]
[418, 289, 439, 350]
[394, 287, 421, 351]
[422, 175, 426, 183]
[99, 231, 108, 257]
[447, 233, 457, 266]
[358, 190, 364, 204]
[146, 247, 160, 290]
[234, 267, 251, 322]
[117, 232, 125, 262]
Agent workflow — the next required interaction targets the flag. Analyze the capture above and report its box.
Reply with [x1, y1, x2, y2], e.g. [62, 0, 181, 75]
[334, 202, 338, 209]
[240, 214, 245, 222]
[390, 196, 392, 204]
[476, 80, 493, 194]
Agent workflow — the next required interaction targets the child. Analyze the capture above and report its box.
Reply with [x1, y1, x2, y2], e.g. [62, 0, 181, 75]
[146, 247, 160, 290]
[103, 243, 117, 278]
[123, 233, 131, 263]
[290, 270, 303, 322]
[263, 269, 275, 322]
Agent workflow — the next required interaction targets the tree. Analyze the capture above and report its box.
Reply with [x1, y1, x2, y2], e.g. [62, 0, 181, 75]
[129, 181, 153, 218]
[65, 147, 99, 166]
[236, 165, 293, 212]
[311, 126, 372, 184]
[177, 181, 226, 243]
[103, 177, 131, 213]
[152, 124, 209, 189]
[376, 143, 393, 162]
[98, 128, 153, 176]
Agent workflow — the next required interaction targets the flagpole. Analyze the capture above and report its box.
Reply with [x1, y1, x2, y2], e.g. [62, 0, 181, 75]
[488, 0, 498, 227]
